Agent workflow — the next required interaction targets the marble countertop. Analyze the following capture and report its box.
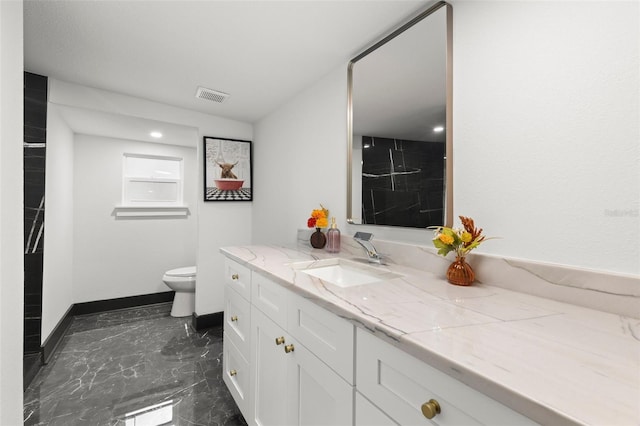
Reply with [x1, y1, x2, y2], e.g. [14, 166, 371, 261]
[220, 244, 640, 426]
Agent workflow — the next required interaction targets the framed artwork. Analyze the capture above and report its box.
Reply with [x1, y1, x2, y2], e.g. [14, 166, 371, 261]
[203, 137, 253, 201]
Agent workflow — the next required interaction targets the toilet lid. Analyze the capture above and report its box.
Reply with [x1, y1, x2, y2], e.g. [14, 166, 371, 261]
[165, 266, 196, 277]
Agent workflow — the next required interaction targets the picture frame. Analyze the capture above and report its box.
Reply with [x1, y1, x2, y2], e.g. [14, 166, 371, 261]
[203, 136, 253, 201]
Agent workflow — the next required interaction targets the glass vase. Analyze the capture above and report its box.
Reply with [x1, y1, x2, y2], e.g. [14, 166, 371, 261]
[310, 228, 327, 249]
[446, 256, 475, 286]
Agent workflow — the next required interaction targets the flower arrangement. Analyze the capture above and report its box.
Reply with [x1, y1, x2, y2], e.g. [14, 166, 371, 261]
[307, 204, 329, 229]
[432, 216, 488, 258]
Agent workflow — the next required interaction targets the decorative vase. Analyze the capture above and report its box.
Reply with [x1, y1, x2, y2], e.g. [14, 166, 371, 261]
[310, 228, 327, 249]
[446, 256, 475, 286]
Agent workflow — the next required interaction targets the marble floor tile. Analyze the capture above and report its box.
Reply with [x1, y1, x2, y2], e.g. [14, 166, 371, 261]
[24, 303, 246, 426]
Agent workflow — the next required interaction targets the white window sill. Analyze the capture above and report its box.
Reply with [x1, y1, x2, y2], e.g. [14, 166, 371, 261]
[113, 205, 190, 218]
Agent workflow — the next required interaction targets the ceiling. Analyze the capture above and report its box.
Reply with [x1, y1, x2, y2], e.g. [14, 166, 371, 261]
[23, 0, 432, 125]
[55, 105, 199, 147]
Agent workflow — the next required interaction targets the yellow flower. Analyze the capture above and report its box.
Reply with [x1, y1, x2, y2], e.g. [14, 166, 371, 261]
[438, 234, 454, 245]
[316, 217, 328, 228]
[460, 231, 472, 243]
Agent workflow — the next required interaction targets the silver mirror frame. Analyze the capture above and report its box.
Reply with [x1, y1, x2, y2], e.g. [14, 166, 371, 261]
[347, 1, 453, 228]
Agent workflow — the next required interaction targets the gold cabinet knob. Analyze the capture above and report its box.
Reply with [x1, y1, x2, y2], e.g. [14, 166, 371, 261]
[421, 399, 441, 419]
[230, 315, 238, 322]
[275, 336, 285, 345]
[284, 344, 295, 353]
[229, 369, 237, 377]
[231, 274, 239, 280]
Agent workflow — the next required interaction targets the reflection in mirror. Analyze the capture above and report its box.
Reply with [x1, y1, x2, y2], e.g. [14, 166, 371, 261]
[347, 1, 452, 228]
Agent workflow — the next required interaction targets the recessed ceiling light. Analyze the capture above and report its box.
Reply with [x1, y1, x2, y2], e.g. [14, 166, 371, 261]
[150, 131, 163, 138]
[433, 126, 444, 133]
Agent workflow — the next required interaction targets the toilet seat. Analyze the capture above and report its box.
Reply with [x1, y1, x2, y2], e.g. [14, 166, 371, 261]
[165, 266, 196, 278]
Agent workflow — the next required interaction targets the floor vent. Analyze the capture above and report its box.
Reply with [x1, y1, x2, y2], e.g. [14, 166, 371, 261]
[195, 87, 230, 103]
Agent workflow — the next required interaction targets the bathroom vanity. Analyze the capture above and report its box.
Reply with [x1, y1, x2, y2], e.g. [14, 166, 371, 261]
[220, 242, 639, 426]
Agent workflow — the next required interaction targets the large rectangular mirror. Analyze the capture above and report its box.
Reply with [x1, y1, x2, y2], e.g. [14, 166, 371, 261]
[347, 1, 453, 228]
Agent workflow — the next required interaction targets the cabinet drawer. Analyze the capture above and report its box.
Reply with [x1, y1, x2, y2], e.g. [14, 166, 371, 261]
[223, 333, 250, 417]
[356, 329, 536, 426]
[288, 293, 355, 384]
[225, 258, 251, 300]
[252, 272, 288, 329]
[224, 286, 251, 356]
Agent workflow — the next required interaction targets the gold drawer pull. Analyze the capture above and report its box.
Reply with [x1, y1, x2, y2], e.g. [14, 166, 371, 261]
[284, 344, 295, 353]
[229, 369, 237, 377]
[231, 274, 239, 280]
[230, 315, 238, 322]
[275, 336, 285, 345]
[421, 399, 441, 419]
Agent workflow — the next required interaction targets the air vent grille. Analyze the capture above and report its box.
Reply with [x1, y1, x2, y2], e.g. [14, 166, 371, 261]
[195, 87, 230, 103]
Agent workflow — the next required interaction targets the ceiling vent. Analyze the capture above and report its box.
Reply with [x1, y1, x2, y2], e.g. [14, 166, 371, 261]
[195, 87, 230, 103]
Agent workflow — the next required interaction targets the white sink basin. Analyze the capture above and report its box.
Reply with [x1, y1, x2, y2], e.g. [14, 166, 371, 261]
[290, 258, 402, 288]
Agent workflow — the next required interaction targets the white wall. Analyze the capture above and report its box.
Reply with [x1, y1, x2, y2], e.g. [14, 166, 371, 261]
[73, 135, 198, 303]
[254, 0, 639, 276]
[47, 79, 253, 319]
[41, 105, 75, 342]
[0, 0, 24, 423]
[452, 0, 639, 274]
[253, 67, 347, 245]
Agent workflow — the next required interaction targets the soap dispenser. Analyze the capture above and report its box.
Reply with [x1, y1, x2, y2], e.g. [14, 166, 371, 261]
[326, 217, 341, 253]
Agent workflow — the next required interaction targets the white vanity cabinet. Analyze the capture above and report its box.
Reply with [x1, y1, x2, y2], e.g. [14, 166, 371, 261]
[223, 255, 537, 426]
[356, 329, 537, 426]
[223, 258, 354, 426]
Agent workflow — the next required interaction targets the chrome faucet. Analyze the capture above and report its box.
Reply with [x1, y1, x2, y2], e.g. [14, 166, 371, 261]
[353, 232, 383, 264]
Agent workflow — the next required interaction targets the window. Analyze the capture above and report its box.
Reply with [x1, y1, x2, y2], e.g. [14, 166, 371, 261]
[115, 153, 189, 218]
[122, 154, 183, 207]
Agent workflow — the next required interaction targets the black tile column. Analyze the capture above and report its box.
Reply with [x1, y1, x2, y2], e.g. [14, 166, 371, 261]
[23, 72, 47, 365]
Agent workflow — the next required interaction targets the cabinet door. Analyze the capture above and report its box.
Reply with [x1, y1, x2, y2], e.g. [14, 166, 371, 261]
[286, 339, 354, 426]
[355, 392, 398, 426]
[251, 307, 289, 426]
[288, 293, 354, 384]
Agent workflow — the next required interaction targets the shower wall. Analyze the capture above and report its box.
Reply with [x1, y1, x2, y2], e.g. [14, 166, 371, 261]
[23, 72, 47, 357]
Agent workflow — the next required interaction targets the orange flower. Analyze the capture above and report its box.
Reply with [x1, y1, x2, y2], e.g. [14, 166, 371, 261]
[316, 217, 328, 228]
[311, 209, 326, 219]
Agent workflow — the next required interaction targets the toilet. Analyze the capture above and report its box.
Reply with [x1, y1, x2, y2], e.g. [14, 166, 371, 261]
[162, 266, 196, 317]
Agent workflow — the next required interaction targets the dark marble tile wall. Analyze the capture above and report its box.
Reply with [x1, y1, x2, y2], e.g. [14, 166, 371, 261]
[23, 72, 47, 356]
[361, 136, 445, 228]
